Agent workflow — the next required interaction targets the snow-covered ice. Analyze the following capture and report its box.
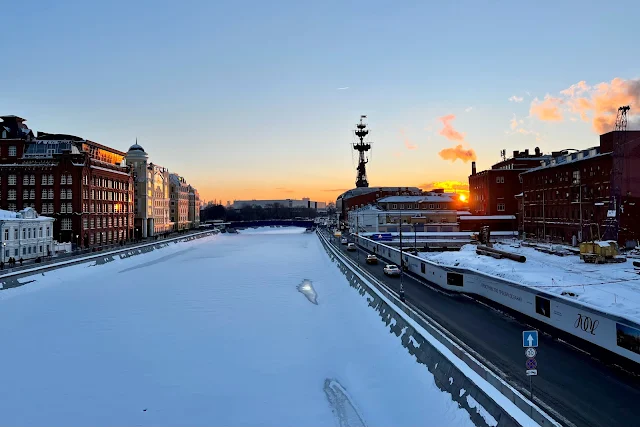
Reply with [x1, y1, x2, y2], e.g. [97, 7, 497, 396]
[0, 227, 477, 426]
[419, 243, 640, 323]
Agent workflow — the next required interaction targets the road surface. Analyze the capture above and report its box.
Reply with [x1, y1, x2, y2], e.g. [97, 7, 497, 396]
[328, 232, 640, 427]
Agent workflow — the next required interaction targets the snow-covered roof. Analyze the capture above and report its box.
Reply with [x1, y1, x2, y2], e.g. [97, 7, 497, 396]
[337, 187, 422, 200]
[0, 209, 18, 219]
[457, 211, 472, 215]
[521, 146, 609, 174]
[378, 195, 454, 203]
[0, 207, 53, 221]
[459, 215, 516, 221]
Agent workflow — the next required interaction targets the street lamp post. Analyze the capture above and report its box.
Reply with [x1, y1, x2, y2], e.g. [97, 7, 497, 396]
[2, 242, 6, 267]
[399, 208, 405, 302]
[413, 223, 417, 255]
[75, 234, 79, 251]
[356, 211, 359, 264]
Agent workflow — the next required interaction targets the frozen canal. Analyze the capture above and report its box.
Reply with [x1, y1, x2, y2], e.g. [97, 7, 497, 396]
[0, 228, 477, 426]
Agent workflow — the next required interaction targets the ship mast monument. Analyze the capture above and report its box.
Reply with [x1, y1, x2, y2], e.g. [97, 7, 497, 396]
[353, 115, 372, 188]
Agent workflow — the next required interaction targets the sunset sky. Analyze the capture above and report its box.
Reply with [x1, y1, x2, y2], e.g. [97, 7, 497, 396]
[2, 0, 640, 205]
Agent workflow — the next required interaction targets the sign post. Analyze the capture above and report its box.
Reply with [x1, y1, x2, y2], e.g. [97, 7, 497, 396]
[522, 330, 539, 414]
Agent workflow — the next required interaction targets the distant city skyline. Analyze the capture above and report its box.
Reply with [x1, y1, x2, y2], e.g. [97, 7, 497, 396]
[2, 1, 640, 204]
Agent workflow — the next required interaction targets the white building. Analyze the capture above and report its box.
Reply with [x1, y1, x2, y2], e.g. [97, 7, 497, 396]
[125, 142, 172, 238]
[0, 207, 55, 262]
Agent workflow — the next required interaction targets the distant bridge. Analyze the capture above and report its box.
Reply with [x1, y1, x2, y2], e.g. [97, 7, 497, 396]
[228, 219, 315, 229]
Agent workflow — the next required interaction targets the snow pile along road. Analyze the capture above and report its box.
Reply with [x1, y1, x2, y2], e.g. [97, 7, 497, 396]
[0, 227, 477, 426]
[419, 243, 640, 323]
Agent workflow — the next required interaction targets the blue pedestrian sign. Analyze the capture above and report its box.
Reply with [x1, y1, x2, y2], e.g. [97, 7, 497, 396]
[523, 330, 538, 347]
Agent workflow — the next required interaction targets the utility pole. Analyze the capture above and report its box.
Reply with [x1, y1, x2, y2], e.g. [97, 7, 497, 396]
[356, 212, 359, 264]
[542, 191, 546, 240]
[579, 179, 583, 242]
[399, 207, 405, 302]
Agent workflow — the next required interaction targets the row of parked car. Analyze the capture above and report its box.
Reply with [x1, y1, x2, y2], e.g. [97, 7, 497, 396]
[340, 235, 401, 276]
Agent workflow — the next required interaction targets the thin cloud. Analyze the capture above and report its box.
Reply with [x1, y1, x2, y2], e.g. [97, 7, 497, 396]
[275, 187, 295, 193]
[509, 95, 524, 103]
[438, 114, 465, 141]
[438, 144, 477, 163]
[510, 114, 519, 130]
[337, 87, 350, 90]
[465, 106, 473, 112]
[321, 188, 349, 192]
[530, 95, 564, 121]
[400, 129, 417, 150]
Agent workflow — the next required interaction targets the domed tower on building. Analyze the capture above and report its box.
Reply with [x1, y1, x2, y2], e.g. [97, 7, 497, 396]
[125, 140, 171, 239]
[125, 140, 150, 238]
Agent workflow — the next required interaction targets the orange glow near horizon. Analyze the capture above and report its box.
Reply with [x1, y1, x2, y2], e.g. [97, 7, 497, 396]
[197, 178, 471, 206]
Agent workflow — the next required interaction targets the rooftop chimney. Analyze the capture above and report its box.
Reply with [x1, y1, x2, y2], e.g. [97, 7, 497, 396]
[471, 161, 477, 175]
[513, 150, 519, 158]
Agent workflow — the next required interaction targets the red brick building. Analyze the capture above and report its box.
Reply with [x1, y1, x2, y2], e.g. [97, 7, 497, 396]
[0, 115, 134, 248]
[521, 131, 640, 246]
[469, 149, 550, 217]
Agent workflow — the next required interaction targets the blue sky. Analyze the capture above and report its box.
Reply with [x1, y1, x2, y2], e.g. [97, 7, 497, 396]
[2, 0, 640, 203]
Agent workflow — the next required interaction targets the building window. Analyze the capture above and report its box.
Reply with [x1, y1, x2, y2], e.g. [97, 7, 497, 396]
[48, 174, 54, 185]
[39, 227, 42, 237]
[39, 245, 42, 253]
[30, 189, 35, 199]
[42, 189, 48, 199]
[497, 203, 506, 212]
[496, 176, 504, 183]
[83, 218, 88, 229]
[29, 175, 35, 185]
[90, 218, 95, 229]
[48, 189, 54, 199]
[8, 189, 16, 200]
[97, 217, 101, 228]
[23, 247, 26, 255]
[8, 146, 16, 156]
[46, 226, 50, 237]
[67, 203, 72, 213]
[83, 175, 88, 185]
[23, 189, 29, 199]
[22, 228, 26, 239]
[42, 175, 47, 185]
[67, 174, 73, 184]
[23, 175, 29, 185]
[3, 229, 8, 240]
[61, 204, 66, 213]
[61, 175, 66, 185]
[8, 174, 16, 185]
[61, 218, 72, 230]
[61, 189, 66, 199]
[28, 228, 31, 239]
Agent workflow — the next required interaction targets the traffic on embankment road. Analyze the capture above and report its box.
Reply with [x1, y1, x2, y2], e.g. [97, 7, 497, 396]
[324, 231, 640, 427]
